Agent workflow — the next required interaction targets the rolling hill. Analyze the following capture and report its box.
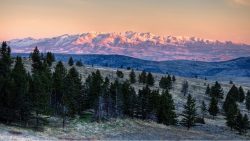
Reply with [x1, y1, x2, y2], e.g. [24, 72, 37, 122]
[12, 53, 250, 86]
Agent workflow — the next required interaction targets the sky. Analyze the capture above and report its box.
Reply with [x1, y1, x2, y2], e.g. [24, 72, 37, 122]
[0, 0, 250, 44]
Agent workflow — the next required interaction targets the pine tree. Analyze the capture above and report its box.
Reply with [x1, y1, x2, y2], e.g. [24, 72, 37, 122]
[37, 61, 53, 116]
[139, 70, 147, 84]
[110, 79, 123, 118]
[167, 75, 172, 83]
[45, 52, 55, 66]
[235, 112, 244, 134]
[210, 81, 223, 99]
[138, 85, 152, 119]
[238, 86, 245, 102]
[129, 69, 136, 84]
[200, 101, 207, 120]
[159, 77, 166, 89]
[225, 100, 238, 130]
[76, 60, 83, 67]
[159, 76, 171, 90]
[84, 70, 103, 110]
[30, 72, 50, 127]
[11, 57, 31, 124]
[246, 91, 250, 111]
[116, 70, 124, 78]
[83, 75, 92, 109]
[52, 61, 67, 115]
[129, 87, 137, 118]
[172, 75, 176, 82]
[121, 80, 136, 117]
[146, 72, 154, 86]
[101, 77, 111, 119]
[63, 67, 82, 117]
[68, 57, 74, 66]
[0, 41, 12, 75]
[150, 89, 160, 118]
[31, 47, 43, 73]
[0, 42, 13, 123]
[92, 70, 103, 104]
[182, 94, 197, 129]
[205, 85, 210, 95]
[29, 47, 52, 126]
[208, 97, 219, 119]
[242, 114, 249, 133]
[223, 85, 239, 113]
[94, 77, 110, 122]
[181, 80, 189, 96]
[157, 90, 177, 125]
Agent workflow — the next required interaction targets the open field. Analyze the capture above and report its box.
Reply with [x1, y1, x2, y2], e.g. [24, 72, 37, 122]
[1, 117, 250, 140]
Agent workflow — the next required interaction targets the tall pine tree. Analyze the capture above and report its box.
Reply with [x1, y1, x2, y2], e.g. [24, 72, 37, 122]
[181, 81, 189, 96]
[225, 100, 238, 130]
[52, 61, 67, 115]
[68, 57, 74, 66]
[63, 67, 82, 117]
[11, 57, 31, 124]
[208, 96, 219, 119]
[181, 94, 197, 129]
[129, 69, 136, 84]
[205, 85, 210, 95]
[238, 86, 245, 102]
[139, 70, 147, 84]
[159, 76, 172, 90]
[157, 90, 177, 125]
[0, 42, 13, 123]
[210, 81, 223, 99]
[146, 72, 154, 86]
[223, 85, 238, 113]
[45, 52, 55, 66]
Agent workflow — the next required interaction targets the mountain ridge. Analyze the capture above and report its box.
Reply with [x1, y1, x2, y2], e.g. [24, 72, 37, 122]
[7, 31, 250, 62]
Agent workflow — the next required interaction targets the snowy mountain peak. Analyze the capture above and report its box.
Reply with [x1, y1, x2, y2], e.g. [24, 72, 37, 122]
[7, 31, 250, 61]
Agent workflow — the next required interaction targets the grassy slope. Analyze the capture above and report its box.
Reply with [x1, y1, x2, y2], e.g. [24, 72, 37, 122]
[1, 60, 250, 140]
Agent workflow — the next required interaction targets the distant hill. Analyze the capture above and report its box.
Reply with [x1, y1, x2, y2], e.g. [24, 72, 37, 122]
[12, 53, 250, 85]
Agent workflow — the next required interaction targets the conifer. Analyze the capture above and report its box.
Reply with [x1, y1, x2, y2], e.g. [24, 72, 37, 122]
[210, 81, 223, 99]
[182, 94, 197, 129]
[208, 97, 219, 119]
[129, 69, 136, 84]
[68, 57, 74, 66]
[157, 90, 177, 125]
[245, 91, 250, 111]
[238, 86, 245, 102]
[146, 72, 154, 86]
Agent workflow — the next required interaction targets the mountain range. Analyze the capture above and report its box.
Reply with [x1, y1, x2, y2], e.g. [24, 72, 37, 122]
[7, 31, 250, 62]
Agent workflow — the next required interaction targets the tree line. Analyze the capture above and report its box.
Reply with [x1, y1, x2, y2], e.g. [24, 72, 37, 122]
[0, 43, 177, 128]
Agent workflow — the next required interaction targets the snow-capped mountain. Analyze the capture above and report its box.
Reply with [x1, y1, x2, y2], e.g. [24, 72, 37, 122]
[7, 31, 250, 61]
